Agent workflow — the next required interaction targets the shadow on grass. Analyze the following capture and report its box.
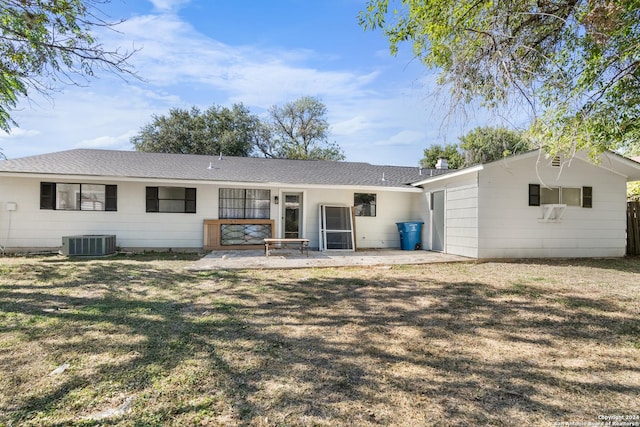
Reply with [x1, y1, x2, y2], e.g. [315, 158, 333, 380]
[490, 255, 640, 274]
[0, 259, 639, 425]
[37, 251, 204, 263]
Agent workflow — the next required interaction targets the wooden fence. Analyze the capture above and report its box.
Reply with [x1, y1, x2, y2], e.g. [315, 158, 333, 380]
[628, 201, 640, 255]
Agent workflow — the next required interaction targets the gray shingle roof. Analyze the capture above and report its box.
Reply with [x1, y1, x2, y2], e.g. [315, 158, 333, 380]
[0, 149, 451, 188]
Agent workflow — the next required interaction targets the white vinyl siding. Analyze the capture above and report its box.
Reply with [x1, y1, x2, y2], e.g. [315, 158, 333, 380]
[477, 155, 626, 258]
[1, 177, 422, 251]
[419, 173, 479, 258]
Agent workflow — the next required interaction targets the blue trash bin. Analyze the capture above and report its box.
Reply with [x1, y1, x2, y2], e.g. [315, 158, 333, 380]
[396, 221, 424, 250]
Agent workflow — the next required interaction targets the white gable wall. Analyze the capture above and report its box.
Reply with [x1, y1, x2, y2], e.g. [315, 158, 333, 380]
[477, 155, 628, 258]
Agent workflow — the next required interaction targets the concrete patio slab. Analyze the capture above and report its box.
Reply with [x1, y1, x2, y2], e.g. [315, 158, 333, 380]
[188, 249, 472, 270]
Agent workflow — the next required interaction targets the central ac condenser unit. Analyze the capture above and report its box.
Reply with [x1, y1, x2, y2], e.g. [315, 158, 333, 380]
[61, 235, 116, 256]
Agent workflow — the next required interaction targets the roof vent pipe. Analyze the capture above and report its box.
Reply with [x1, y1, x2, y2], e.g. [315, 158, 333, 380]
[435, 157, 449, 170]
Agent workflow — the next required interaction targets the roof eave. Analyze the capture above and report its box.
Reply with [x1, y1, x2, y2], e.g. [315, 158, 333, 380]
[601, 151, 640, 182]
[411, 165, 484, 187]
[0, 170, 423, 191]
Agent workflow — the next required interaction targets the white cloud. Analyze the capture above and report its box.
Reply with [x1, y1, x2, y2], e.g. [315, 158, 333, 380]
[78, 130, 138, 150]
[147, 0, 191, 12]
[0, 128, 40, 139]
[373, 130, 425, 147]
[331, 115, 371, 136]
[3, 7, 454, 166]
[101, 14, 382, 109]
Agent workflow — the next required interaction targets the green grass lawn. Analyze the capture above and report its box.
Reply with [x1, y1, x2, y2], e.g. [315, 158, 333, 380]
[1, 254, 639, 426]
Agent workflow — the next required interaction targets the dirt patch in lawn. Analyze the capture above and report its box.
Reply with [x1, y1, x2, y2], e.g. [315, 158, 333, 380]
[0, 254, 639, 426]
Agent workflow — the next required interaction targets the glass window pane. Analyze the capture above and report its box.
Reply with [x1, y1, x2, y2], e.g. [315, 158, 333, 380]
[326, 232, 353, 249]
[220, 188, 244, 219]
[245, 199, 270, 219]
[221, 224, 272, 245]
[354, 193, 376, 216]
[562, 188, 581, 206]
[220, 188, 244, 199]
[245, 189, 270, 218]
[541, 188, 560, 204]
[222, 208, 245, 219]
[220, 224, 246, 245]
[244, 224, 272, 243]
[159, 200, 185, 212]
[56, 184, 80, 210]
[285, 195, 299, 204]
[220, 197, 244, 210]
[325, 206, 351, 230]
[246, 189, 270, 200]
[220, 188, 270, 219]
[81, 184, 106, 211]
[159, 187, 185, 199]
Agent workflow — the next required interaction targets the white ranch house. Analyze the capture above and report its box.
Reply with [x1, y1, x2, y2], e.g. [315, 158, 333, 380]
[1, 148, 639, 258]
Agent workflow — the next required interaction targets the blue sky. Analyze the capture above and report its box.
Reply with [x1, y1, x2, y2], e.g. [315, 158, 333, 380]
[0, 0, 510, 166]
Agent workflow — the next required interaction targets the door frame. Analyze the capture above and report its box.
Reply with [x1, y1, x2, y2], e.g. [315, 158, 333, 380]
[430, 189, 445, 252]
[279, 191, 304, 239]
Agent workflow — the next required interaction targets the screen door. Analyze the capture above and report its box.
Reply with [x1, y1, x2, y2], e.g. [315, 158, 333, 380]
[319, 205, 354, 251]
[283, 193, 302, 238]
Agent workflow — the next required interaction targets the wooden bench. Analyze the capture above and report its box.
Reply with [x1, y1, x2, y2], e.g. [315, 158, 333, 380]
[264, 238, 310, 257]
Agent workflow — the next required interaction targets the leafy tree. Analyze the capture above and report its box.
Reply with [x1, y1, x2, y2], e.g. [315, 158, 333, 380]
[359, 0, 640, 157]
[0, 0, 135, 132]
[256, 96, 345, 161]
[626, 152, 640, 200]
[420, 143, 464, 169]
[459, 127, 532, 166]
[131, 104, 259, 157]
[628, 182, 640, 201]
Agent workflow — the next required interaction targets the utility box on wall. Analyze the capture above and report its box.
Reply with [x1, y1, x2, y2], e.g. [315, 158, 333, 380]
[61, 235, 116, 256]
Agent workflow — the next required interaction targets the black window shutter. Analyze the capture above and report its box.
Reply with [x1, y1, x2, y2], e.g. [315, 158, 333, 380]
[528, 184, 540, 206]
[583, 186, 592, 208]
[40, 182, 55, 209]
[185, 188, 196, 213]
[146, 187, 159, 212]
[105, 185, 118, 211]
